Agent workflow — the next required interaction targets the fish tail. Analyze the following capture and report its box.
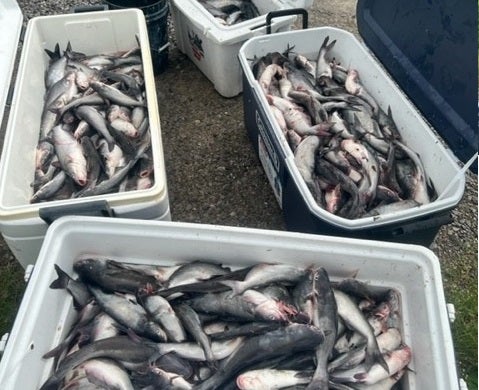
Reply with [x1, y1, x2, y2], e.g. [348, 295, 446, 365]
[49, 264, 70, 289]
[326, 39, 337, 52]
[365, 342, 389, 373]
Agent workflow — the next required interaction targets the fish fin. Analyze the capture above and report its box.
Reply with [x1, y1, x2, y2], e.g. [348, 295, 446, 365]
[365, 345, 389, 374]
[319, 36, 330, 52]
[42, 341, 65, 359]
[353, 372, 368, 382]
[49, 264, 71, 289]
[219, 280, 243, 296]
[44, 47, 59, 60]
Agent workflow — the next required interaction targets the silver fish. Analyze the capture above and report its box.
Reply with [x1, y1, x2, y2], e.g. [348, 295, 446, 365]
[333, 289, 388, 373]
[52, 125, 88, 186]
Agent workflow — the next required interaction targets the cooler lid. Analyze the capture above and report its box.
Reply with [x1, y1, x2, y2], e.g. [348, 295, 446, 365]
[0, 0, 23, 128]
[357, 0, 478, 172]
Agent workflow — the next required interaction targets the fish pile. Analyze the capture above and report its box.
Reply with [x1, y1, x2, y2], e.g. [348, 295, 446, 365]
[198, 0, 260, 26]
[40, 258, 412, 389]
[31, 42, 154, 203]
[252, 36, 436, 219]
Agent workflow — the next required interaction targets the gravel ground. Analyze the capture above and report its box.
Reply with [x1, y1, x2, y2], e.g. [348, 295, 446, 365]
[0, 0, 477, 386]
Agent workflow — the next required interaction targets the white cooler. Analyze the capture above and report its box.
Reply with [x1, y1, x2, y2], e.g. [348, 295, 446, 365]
[170, 0, 312, 97]
[0, 216, 462, 390]
[0, 7, 171, 267]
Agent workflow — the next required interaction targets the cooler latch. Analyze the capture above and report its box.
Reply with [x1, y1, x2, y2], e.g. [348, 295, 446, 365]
[24, 264, 34, 283]
[0, 333, 9, 356]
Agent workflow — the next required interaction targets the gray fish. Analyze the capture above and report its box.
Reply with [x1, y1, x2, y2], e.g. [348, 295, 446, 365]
[295, 135, 320, 189]
[143, 367, 193, 390]
[90, 80, 146, 107]
[187, 289, 296, 322]
[57, 92, 105, 117]
[333, 289, 388, 373]
[45, 53, 68, 89]
[75, 105, 116, 151]
[208, 321, 283, 341]
[80, 136, 102, 190]
[98, 138, 126, 178]
[110, 118, 139, 138]
[394, 140, 430, 205]
[236, 369, 313, 390]
[288, 90, 328, 124]
[131, 106, 146, 129]
[30, 171, 67, 203]
[90, 312, 121, 342]
[330, 345, 411, 385]
[175, 303, 215, 363]
[220, 263, 306, 296]
[74, 257, 160, 294]
[35, 140, 55, 170]
[306, 268, 338, 390]
[166, 260, 231, 288]
[316, 36, 337, 80]
[82, 358, 134, 390]
[39, 336, 158, 390]
[44, 71, 78, 109]
[89, 286, 167, 342]
[140, 294, 187, 342]
[344, 69, 379, 116]
[195, 323, 326, 390]
[49, 264, 92, 309]
[52, 125, 88, 186]
[341, 139, 379, 206]
[364, 199, 421, 217]
[154, 337, 243, 362]
[101, 70, 142, 97]
[328, 327, 402, 372]
[315, 158, 363, 218]
[294, 53, 316, 78]
[76, 157, 135, 197]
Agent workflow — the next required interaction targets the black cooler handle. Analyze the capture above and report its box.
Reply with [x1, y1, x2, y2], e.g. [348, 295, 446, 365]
[387, 212, 453, 238]
[39, 200, 115, 225]
[266, 8, 309, 34]
[70, 5, 108, 13]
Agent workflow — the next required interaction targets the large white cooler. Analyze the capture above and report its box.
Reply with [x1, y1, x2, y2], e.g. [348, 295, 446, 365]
[170, 0, 312, 97]
[0, 8, 170, 267]
[0, 216, 462, 389]
[239, 26, 476, 246]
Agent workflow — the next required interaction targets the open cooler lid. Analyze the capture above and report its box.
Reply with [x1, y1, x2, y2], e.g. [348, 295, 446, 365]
[0, 0, 23, 128]
[356, 0, 478, 173]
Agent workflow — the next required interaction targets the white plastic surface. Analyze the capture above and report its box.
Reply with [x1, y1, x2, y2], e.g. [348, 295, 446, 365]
[0, 216, 460, 389]
[0, 0, 23, 127]
[170, 0, 310, 97]
[0, 10, 170, 266]
[238, 27, 465, 229]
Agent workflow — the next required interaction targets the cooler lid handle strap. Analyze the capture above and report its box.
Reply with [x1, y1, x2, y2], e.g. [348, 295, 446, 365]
[266, 8, 308, 34]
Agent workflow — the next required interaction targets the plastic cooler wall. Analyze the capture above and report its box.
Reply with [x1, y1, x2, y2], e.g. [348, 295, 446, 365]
[240, 27, 464, 245]
[0, 216, 460, 389]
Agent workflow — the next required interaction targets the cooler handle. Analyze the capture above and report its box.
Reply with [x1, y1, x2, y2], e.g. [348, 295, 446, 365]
[388, 212, 453, 237]
[266, 8, 309, 34]
[39, 200, 115, 225]
[70, 5, 108, 13]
